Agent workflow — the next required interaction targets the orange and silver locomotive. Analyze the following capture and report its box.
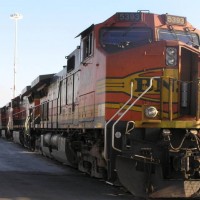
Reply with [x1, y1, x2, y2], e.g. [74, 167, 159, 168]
[1, 11, 200, 198]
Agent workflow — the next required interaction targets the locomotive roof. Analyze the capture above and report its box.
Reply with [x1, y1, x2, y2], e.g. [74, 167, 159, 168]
[75, 24, 94, 38]
[21, 85, 31, 98]
[20, 74, 55, 98]
[31, 74, 55, 89]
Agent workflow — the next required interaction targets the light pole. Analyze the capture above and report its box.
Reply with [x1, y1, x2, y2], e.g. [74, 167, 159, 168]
[10, 13, 23, 98]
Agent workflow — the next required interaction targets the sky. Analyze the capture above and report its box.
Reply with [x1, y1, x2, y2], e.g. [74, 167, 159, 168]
[0, 0, 200, 107]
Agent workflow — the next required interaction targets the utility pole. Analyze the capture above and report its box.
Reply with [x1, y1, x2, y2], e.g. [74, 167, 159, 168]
[10, 13, 23, 98]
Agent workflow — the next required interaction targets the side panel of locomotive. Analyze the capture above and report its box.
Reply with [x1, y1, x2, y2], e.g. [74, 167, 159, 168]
[37, 46, 107, 177]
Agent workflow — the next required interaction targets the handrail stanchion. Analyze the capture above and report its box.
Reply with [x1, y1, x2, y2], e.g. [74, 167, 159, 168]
[111, 77, 160, 152]
[103, 82, 134, 160]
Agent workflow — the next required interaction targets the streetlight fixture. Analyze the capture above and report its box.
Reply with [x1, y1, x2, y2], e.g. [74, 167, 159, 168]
[10, 13, 23, 98]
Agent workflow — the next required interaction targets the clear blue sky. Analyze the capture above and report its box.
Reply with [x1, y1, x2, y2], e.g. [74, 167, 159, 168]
[1, 0, 200, 107]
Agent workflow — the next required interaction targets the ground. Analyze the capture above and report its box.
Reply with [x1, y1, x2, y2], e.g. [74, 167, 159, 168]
[0, 138, 135, 200]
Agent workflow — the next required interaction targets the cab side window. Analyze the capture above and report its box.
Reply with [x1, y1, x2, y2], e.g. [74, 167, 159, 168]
[81, 32, 93, 61]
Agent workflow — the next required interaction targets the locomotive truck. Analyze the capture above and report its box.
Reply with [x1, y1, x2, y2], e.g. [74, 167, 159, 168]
[1, 10, 200, 198]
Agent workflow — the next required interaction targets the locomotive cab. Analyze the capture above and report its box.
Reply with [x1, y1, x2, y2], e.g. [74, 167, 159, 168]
[91, 12, 200, 198]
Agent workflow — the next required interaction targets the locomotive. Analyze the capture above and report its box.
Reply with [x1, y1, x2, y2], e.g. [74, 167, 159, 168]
[1, 10, 200, 198]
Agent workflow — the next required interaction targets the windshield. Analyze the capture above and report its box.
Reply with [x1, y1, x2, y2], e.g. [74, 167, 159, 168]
[158, 29, 200, 48]
[100, 27, 152, 53]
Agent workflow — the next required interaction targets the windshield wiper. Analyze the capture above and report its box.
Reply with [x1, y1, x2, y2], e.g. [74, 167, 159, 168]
[186, 33, 199, 49]
[170, 29, 179, 41]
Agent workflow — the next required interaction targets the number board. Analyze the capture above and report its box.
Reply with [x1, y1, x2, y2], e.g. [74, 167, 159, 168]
[166, 15, 186, 26]
[117, 13, 141, 22]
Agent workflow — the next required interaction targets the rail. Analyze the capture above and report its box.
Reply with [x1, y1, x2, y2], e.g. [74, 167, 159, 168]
[111, 76, 160, 152]
[103, 82, 134, 160]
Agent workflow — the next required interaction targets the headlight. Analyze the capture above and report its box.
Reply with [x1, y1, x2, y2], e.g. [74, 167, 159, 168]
[145, 106, 158, 118]
[167, 58, 176, 65]
[166, 47, 177, 66]
[166, 47, 176, 56]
